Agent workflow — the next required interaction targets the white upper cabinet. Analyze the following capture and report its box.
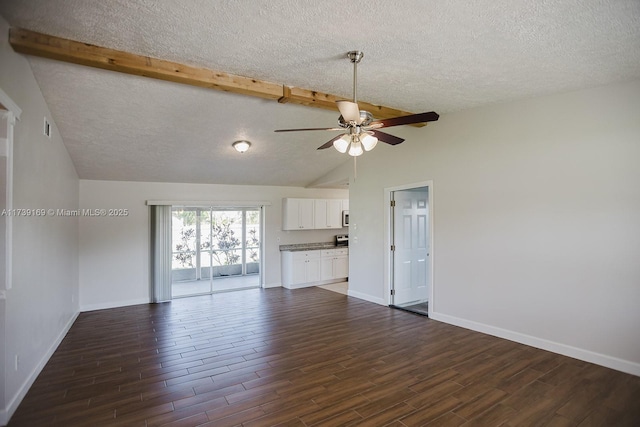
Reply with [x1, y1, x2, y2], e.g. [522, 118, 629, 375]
[314, 199, 343, 229]
[283, 198, 346, 230]
[282, 198, 315, 230]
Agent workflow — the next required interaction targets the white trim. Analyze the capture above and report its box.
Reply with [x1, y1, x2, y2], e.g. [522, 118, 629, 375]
[1, 312, 78, 425]
[0, 88, 22, 120]
[259, 206, 266, 289]
[80, 298, 150, 313]
[0, 137, 7, 157]
[1, 110, 15, 292]
[430, 311, 640, 377]
[384, 181, 434, 312]
[347, 289, 386, 306]
[262, 282, 281, 289]
[146, 200, 272, 207]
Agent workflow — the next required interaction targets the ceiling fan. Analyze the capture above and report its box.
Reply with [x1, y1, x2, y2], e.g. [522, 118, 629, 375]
[275, 51, 439, 156]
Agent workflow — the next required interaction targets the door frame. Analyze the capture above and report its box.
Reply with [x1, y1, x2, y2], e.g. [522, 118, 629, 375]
[384, 181, 434, 314]
[1, 87, 21, 296]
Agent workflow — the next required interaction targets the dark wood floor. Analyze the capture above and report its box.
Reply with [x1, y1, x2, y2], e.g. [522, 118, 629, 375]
[8, 287, 640, 426]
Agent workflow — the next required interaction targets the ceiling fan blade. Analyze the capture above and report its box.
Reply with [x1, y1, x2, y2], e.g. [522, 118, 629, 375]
[274, 127, 343, 132]
[336, 100, 362, 124]
[370, 130, 405, 146]
[317, 134, 345, 150]
[369, 111, 439, 129]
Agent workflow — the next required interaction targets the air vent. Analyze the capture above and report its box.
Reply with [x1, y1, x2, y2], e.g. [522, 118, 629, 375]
[44, 117, 51, 138]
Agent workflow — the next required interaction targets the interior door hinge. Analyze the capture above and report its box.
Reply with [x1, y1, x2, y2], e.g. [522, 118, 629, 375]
[390, 245, 395, 251]
[390, 200, 396, 207]
[391, 289, 395, 296]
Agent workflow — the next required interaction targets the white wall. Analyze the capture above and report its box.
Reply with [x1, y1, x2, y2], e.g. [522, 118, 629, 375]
[0, 15, 80, 425]
[348, 80, 640, 375]
[79, 180, 347, 311]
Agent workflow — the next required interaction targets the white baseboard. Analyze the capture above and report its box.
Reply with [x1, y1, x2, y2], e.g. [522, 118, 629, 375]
[262, 282, 281, 289]
[430, 311, 640, 377]
[1, 311, 79, 426]
[347, 289, 386, 306]
[80, 297, 150, 312]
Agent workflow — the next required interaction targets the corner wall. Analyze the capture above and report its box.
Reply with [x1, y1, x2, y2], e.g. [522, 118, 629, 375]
[79, 180, 347, 311]
[0, 15, 80, 425]
[348, 80, 640, 375]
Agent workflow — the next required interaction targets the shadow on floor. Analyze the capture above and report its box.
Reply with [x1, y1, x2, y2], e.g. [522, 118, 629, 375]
[391, 301, 429, 316]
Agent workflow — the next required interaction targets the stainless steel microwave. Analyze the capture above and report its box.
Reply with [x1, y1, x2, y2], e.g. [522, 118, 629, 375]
[342, 210, 349, 227]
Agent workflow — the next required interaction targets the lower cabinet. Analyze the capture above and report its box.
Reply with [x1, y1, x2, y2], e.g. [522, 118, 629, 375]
[320, 249, 349, 281]
[290, 251, 321, 285]
[282, 248, 348, 289]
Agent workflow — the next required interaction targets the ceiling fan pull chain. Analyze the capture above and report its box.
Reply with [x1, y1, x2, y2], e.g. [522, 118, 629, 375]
[354, 156, 357, 180]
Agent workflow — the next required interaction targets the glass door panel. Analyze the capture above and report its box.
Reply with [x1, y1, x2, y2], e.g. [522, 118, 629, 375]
[245, 209, 261, 275]
[171, 208, 200, 297]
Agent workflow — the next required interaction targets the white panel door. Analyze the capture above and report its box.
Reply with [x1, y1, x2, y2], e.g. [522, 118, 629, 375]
[392, 188, 429, 306]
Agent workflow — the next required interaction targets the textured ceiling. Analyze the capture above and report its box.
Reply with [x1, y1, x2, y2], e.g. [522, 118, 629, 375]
[1, 0, 639, 187]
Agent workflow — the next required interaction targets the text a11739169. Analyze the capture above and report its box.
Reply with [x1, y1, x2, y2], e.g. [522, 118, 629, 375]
[0, 208, 129, 217]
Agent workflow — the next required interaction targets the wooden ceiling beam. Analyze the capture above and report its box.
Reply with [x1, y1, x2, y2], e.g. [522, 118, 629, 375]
[9, 28, 423, 124]
[9, 28, 284, 100]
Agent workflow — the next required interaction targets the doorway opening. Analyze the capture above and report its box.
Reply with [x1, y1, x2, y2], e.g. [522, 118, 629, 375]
[389, 185, 432, 316]
[171, 207, 262, 297]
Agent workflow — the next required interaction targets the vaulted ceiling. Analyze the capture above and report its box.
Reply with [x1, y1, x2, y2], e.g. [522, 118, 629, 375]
[1, 0, 639, 187]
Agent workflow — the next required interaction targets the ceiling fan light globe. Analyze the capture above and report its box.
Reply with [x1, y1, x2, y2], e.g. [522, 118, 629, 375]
[333, 134, 351, 153]
[360, 132, 378, 151]
[348, 140, 364, 157]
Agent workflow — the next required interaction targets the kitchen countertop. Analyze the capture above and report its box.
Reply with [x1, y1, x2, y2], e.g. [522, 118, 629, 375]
[279, 242, 348, 252]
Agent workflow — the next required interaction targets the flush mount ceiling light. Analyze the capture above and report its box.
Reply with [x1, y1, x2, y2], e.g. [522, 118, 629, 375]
[275, 51, 439, 157]
[232, 140, 251, 153]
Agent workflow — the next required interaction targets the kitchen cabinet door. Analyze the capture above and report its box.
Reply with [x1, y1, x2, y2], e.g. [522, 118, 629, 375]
[291, 257, 307, 285]
[314, 199, 329, 229]
[306, 256, 321, 282]
[282, 250, 322, 288]
[314, 199, 343, 229]
[320, 256, 334, 280]
[282, 198, 315, 230]
[327, 199, 343, 228]
[334, 255, 349, 278]
[320, 249, 349, 280]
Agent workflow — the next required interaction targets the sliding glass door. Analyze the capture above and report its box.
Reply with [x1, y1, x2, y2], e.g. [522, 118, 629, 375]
[171, 207, 261, 297]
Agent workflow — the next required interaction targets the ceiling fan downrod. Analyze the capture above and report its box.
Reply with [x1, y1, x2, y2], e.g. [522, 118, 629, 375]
[347, 51, 363, 103]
